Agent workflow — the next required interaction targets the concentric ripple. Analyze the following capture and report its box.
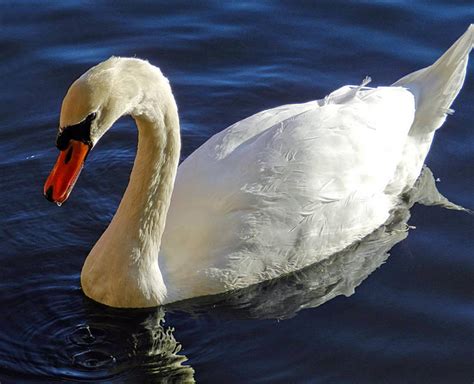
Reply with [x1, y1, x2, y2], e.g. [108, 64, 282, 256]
[0, 275, 194, 383]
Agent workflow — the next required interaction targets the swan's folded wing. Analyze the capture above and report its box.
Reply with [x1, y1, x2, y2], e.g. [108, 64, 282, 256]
[162, 85, 415, 292]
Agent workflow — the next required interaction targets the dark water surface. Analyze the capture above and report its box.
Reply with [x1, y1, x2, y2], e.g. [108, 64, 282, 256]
[1, 1, 473, 383]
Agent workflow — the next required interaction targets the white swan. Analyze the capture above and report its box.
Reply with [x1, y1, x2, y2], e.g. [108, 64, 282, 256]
[44, 26, 473, 308]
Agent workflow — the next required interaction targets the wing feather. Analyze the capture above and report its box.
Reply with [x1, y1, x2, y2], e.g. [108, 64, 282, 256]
[161, 85, 416, 293]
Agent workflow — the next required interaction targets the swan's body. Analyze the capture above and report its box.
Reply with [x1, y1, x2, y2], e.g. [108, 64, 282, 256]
[44, 26, 473, 308]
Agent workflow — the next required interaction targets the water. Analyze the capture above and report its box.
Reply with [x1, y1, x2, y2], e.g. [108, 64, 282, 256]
[1, 1, 473, 383]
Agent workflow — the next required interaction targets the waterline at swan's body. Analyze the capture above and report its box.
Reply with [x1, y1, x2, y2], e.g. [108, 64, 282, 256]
[44, 25, 473, 308]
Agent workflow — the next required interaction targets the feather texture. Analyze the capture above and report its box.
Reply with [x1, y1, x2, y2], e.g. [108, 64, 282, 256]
[51, 26, 473, 307]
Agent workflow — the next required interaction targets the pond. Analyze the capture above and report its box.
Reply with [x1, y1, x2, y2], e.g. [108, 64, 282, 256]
[0, 2, 473, 383]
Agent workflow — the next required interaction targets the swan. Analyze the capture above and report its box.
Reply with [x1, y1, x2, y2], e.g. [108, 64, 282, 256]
[44, 26, 473, 308]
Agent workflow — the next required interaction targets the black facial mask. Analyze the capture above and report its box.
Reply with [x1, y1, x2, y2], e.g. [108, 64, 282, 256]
[56, 112, 96, 150]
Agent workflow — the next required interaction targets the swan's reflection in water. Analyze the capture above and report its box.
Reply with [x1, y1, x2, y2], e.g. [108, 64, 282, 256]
[131, 309, 195, 383]
[66, 308, 195, 383]
[2, 167, 463, 382]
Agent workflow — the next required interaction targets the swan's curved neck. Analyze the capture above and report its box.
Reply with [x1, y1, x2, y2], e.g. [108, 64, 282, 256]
[118, 110, 181, 261]
[81, 90, 181, 308]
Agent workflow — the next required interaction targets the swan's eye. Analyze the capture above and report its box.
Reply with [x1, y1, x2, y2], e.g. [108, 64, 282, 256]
[56, 112, 95, 150]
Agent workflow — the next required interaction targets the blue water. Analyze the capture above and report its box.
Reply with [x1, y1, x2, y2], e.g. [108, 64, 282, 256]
[1, 1, 473, 383]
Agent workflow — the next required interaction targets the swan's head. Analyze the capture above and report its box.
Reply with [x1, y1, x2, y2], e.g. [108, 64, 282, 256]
[43, 57, 169, 205]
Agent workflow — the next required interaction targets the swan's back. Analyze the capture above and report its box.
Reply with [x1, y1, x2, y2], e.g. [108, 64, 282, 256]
[160, 25, 473, 302]
[161, 85, 416, 297]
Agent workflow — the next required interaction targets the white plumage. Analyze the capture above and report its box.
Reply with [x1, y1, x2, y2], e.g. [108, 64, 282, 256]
[161, 86, 415, 297]
[162, 26, 473, 302]
[46, 25, 473, 307]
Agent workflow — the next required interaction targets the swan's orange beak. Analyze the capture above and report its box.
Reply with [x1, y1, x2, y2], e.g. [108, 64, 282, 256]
[44, 140, 91, 205]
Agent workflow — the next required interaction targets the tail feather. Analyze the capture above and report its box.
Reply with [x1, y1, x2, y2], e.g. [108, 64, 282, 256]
[393, 24, 473, 134]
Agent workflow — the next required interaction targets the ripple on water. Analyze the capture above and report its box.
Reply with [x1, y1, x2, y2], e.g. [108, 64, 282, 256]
[0, 276, 194, 383]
